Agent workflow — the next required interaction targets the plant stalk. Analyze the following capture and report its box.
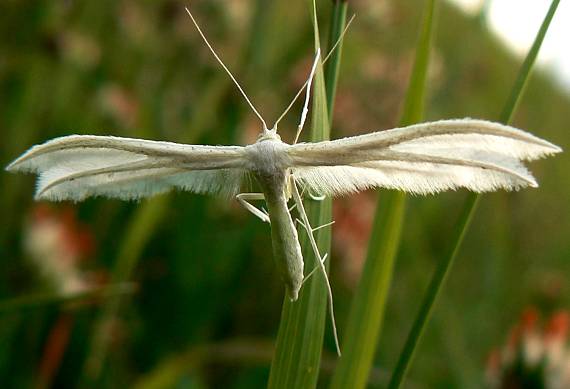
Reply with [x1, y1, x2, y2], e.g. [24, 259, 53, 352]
[387, 0, 560, 387]
[329, 1, 437, 388]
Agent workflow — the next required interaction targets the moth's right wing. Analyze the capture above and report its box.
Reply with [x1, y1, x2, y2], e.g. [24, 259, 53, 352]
[287, 119, 561, 196]
[7, 135, 248, 201]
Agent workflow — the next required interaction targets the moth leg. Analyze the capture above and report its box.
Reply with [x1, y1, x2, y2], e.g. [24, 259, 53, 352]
[293, 48, 321, 144]
[288, 186, 306, 212]
[308, 192, 326, 201]
[312, 220, 335, 232]
[296, 181, 325, 202]
[295, 219, 334, 233]
[236, 193, 270, 223]
[297, 219, 334, 282]
[290, 178, 341, 356]
[289, 186, 324, 211]
[302, 253, 328, 285]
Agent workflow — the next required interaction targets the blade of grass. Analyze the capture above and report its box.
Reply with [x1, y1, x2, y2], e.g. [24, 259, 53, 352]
[387, 194, 477, 389]
[499, 0, 560, 124]
[81, 195, 169, 384]
[0, 283, 137, 314]
[267, 1, 343, 387]
[387, 1, 560, 387]
[330, 1, 437, 388]
[133, 339, 274, 389]
[324, 0, 348, 124]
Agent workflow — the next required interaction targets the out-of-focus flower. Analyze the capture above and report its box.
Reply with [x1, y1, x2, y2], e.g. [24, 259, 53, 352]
[23, 204, 94, 295]
[219, 0, 251, 32]
[333, 192, 376, 287]
[486, 307, 570, 389]
[60, 30, 101, 69]
[97, 83, 139, 128]
[119, 2, 155, 47]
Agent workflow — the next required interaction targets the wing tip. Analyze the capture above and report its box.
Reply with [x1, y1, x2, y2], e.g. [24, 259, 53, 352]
[549, 143, 563, 154]
[451, 118, 563, 152]
[527, 177, 539, 189]
[34, 181, 53, 201]
[5, 160, 17, 172]
[532, 138, 562, 155]
[5, 154, 29, 172]
[4, 135, 103, 173]
[5, 143, 50, 173]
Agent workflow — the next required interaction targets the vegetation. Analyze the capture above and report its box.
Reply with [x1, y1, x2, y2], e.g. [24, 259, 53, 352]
[0, 1, 567, 387]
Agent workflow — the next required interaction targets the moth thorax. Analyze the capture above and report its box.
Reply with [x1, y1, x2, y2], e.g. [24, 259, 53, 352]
[246, 138, 289, 178]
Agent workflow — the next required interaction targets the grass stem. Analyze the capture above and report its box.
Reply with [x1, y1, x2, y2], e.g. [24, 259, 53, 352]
[387, 1, 560, 387]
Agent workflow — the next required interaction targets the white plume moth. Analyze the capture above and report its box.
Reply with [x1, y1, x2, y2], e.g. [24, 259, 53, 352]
[6, 6, 561, 355]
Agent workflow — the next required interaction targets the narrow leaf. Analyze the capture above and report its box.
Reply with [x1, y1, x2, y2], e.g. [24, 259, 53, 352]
[387, 1, 561, 388]
[330, 1, 436, 388]
[0, 283, 137, 314]
[81, 195, 169, 384]
[324, 0, 348, 124]
[268, 0, 343, 387]
[499, 0, 560, 124]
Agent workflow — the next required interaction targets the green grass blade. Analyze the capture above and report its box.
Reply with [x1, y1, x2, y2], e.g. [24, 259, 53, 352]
[81, 195, 170, 384]
[499, 0, 560, 124]
[267, 1, 343, 387]
[324, 0, 348, 123]
[0, 283, 137, 314]
[329, 192, 406, 389]
[387, 1, 560, 388]
[134, 339, 275, 389]
[397, 0, 436, 128]
[329, 1, 436, 388]
[387, 195, 478, 389]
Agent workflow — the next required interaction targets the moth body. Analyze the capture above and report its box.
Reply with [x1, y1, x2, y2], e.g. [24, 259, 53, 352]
[245, 130, 303, 300]
[256, 171, 303, 301]
[244, 130, 291, 177]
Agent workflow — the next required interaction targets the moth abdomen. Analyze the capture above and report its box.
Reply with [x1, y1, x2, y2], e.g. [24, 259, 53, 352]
[255, 168, 304, 301]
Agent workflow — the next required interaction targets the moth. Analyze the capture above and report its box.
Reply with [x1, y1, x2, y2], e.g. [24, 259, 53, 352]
[6, 7, 561, 354]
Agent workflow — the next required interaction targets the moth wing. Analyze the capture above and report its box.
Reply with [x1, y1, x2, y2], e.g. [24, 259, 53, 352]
[287, 119, 561, 196]
[7, 135, 247, 201]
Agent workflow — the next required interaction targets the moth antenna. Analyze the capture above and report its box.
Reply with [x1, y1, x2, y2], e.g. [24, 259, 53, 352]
[184, 7, 268, 131]
[272, 14, 355, 131]
[294, 48, 321, 144]
[322, 14, 355, 64]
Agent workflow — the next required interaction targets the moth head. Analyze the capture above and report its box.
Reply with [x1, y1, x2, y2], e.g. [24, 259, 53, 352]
[258, 127, 281, 142]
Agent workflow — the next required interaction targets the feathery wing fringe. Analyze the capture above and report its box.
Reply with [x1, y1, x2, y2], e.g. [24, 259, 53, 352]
[289, 119, 561, 196]
[6, 135, 247, 201]
[6, 119, 561, 200]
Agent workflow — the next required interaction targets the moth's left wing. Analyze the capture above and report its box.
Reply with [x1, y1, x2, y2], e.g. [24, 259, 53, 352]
[7, 135, 247, 201]
[287, 119, 561, 196]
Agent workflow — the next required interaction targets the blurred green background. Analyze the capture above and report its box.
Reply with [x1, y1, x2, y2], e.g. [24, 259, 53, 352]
[0, 1, 567, 388]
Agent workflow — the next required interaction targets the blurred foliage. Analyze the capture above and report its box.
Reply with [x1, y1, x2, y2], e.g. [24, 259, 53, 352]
[0, 1, 568, 388]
